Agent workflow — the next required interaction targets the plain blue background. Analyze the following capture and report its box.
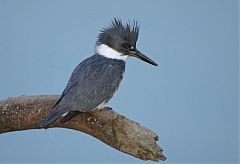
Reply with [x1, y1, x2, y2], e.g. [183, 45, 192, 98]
[0, 0, 238, 163]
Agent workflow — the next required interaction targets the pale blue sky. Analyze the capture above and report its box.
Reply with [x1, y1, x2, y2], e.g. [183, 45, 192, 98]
[0, 0, 238, 163]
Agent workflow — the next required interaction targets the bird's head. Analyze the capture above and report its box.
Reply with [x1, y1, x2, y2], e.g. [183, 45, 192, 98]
[96, 18, 158, 66]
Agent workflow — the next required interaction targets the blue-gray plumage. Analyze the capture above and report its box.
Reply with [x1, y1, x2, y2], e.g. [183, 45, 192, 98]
[40, 18, 158, 127]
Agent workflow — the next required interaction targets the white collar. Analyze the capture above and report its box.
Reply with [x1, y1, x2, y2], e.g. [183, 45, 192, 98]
[96, 44, 128, 61]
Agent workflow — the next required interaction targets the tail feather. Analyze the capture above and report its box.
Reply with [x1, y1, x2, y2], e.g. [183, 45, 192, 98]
[40, 110, 64, 127]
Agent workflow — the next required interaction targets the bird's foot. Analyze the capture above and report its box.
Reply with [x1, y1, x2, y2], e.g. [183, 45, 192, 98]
[96, 107, 112, 111]
[104, 107, 112, 111]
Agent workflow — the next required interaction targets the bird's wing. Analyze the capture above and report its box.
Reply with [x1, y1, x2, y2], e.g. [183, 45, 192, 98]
[54, 55, 125, 112]
[51, 57, 88, 109]
[52, 82, 77, 109]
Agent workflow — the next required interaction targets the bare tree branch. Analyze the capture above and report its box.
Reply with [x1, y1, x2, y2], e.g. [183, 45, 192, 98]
[0, 95, 166, 161]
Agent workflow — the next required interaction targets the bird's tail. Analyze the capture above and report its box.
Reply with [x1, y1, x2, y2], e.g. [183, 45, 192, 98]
[39, 110, 64, 127]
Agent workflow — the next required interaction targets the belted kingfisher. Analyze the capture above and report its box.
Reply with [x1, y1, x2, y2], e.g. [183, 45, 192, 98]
[40, 18, 158, 127]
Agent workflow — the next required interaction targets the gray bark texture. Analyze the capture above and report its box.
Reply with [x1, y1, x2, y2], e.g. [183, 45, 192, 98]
[0, 95, 166, 161]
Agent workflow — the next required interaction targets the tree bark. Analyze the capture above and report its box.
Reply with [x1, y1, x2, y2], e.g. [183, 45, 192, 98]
[0, 95, 166, 161]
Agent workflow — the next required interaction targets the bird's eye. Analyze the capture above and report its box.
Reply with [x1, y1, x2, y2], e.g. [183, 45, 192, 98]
[123, 43, 135, 51]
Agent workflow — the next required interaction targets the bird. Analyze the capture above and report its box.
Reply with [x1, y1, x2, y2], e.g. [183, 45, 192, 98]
[40, 18, 158, 127]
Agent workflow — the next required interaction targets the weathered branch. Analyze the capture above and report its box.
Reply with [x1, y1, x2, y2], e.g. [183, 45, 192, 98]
[0, 95, 166, 161]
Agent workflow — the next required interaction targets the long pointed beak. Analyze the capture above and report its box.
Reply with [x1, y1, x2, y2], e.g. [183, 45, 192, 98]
[128, 49, 158, 66]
